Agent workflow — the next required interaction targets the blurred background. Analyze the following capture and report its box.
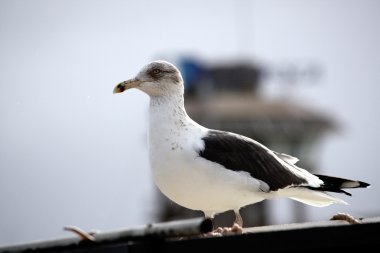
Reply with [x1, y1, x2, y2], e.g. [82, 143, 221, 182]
[1, 0, 379, 245]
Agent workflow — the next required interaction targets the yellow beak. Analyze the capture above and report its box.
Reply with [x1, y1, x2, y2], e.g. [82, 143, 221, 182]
[113, 78, 143, 94]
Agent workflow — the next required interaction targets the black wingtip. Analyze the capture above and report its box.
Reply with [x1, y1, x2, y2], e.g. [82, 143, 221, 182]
[314, 174, 370, 189]
[358, 181, 370, 188]
[344, 180, 371, 188]
[341, 189, 352, 196]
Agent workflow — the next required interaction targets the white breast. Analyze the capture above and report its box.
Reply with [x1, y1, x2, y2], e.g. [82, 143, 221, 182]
[148, 99, 266, 215]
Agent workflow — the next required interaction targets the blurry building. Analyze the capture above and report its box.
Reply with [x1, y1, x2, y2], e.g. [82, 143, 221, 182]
[155, 58, 335, 227]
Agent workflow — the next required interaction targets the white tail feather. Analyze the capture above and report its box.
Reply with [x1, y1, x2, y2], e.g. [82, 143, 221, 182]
[277, 188, 348, 207]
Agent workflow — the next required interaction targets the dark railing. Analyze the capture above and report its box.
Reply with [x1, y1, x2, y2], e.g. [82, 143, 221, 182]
[1, 217, 379, 253]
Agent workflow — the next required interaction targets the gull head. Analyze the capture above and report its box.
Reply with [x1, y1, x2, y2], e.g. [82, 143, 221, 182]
[113, 60, 184, 97]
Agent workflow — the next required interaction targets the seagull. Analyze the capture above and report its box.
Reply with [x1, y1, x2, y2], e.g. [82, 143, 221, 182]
[113, 60, 369, 232]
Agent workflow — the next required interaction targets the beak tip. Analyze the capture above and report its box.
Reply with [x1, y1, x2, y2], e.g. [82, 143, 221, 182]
[114, 78, 140, 95]
[113, 85, 124, 94]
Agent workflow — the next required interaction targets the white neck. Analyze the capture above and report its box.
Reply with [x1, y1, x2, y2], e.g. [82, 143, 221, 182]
[147, 93, 191, 156]
[149, 93, 188, 123]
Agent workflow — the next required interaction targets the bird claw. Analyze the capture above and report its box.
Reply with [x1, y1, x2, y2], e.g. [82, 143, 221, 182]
[203, 222, 243, 237]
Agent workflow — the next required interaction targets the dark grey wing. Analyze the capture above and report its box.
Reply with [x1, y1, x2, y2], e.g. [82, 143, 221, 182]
[198, 130, 308, 191]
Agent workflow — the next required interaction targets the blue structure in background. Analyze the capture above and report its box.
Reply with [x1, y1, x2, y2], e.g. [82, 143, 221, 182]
[178, 58, 207, 95]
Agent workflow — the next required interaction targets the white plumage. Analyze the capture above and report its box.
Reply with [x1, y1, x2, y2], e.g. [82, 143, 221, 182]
[114, 60, 369, 228]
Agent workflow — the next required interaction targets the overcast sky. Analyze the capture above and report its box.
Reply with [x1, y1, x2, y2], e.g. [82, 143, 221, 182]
[1, 0, 379, 245]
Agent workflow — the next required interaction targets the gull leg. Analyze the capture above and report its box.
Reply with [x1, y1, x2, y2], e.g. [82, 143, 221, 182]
[230, 210, 243, 234]
[234, 210, 243, 227]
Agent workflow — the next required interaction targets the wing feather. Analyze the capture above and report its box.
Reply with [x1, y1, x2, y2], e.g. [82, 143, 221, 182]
[199, 130, 309, 191]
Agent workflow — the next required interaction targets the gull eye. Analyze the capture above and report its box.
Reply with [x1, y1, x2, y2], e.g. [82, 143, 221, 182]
[152, 68, 162, 75]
